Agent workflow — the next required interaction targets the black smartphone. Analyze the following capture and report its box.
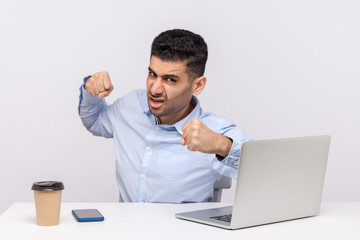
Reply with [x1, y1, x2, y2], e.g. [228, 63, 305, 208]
[72, 209, 104, 222]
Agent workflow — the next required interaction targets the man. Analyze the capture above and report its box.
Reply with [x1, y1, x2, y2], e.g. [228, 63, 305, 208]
[78, 29, 251, 203]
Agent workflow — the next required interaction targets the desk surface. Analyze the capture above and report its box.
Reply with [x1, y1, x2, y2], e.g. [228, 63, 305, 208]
[0, 202, 359, 240]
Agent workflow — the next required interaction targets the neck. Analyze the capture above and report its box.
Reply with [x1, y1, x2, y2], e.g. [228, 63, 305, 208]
[159, 99, 195, 125]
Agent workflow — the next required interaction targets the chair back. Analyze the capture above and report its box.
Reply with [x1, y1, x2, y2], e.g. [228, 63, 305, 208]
[212, 175, 232, 202]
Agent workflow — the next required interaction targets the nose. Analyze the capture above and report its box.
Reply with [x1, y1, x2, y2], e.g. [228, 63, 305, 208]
[150, 77, 164, 96]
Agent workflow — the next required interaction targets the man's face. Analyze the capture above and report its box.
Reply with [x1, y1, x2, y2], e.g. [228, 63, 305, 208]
[146, 56, 195, 125]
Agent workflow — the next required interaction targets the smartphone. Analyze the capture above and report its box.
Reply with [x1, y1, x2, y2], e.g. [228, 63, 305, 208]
[72, 209, 104, 222]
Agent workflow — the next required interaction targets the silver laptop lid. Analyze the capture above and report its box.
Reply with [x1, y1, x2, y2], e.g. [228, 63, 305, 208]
[231, 135, 331, 228]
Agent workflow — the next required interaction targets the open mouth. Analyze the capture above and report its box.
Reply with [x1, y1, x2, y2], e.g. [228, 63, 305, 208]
[149, 95, 165, 109]
[152, 98, 164, 103]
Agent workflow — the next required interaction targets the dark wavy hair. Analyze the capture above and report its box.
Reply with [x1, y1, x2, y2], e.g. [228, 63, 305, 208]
[151, 29, 208, 79]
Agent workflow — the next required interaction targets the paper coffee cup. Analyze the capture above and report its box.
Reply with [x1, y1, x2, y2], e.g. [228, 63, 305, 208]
[31, 181, 64, 226]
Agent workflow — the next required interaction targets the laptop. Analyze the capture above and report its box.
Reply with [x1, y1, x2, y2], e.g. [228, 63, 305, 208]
[175, 135, 331, 229]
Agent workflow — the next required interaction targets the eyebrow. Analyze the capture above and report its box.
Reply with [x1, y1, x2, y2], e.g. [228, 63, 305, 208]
[148, 67, 180, 79]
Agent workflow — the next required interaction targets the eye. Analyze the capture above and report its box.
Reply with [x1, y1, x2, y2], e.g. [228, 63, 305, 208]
[165, 77, 176, 83]
[149, 71, 156, 77]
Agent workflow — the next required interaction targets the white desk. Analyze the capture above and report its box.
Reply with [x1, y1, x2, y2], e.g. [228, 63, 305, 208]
[0, 202, 359, 240]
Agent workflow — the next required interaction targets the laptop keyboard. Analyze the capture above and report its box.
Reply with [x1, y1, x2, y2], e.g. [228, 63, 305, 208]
[210, 214, 232, 223]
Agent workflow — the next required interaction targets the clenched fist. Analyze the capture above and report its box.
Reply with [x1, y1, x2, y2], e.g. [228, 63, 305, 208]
[181, 118, 232, 158]
[85, 71, 114, 99]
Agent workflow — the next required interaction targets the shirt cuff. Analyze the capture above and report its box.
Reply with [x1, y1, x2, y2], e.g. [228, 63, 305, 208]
[83, 75, 92, 83]
[219, 138, 242, 168]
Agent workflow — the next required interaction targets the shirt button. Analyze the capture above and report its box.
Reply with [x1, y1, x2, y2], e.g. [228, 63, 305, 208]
[155, 126, 159, 130]
[233, 161, 238, 166]
[141, 174, 146, 179]
[146, 146, 151, 151]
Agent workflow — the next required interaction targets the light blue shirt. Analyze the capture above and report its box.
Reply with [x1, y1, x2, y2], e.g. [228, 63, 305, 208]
[78, 86, 251, 203]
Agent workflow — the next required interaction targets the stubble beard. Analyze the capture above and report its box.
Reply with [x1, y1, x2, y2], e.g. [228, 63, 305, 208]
[148, 96, 192, 119]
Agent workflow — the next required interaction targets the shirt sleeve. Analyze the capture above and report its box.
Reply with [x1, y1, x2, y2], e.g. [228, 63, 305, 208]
[210, 118, 252, 179]
[78, 78, 115, 138]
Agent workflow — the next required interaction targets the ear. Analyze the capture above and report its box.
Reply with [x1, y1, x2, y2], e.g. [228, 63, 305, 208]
[192, 76, 207, 96]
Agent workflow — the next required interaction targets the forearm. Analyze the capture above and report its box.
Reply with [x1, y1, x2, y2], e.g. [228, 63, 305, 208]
[214, 134, 233, 158]
[219, 129, 252, 169]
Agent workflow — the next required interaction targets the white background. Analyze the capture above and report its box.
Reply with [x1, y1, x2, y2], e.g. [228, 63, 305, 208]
[1, 0, 359, 215]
